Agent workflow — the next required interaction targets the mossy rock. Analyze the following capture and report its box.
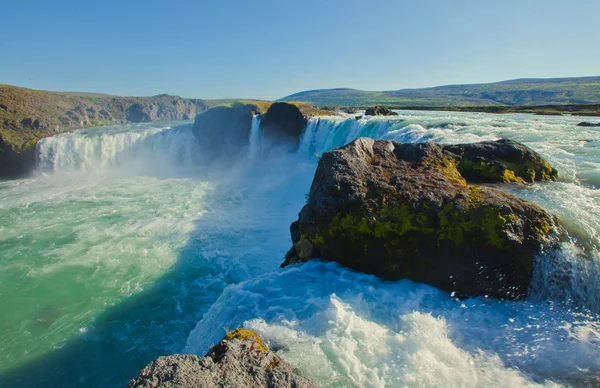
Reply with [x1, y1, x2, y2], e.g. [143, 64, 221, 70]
[283, 138, 559, 300]
[445, 138, 558, 183]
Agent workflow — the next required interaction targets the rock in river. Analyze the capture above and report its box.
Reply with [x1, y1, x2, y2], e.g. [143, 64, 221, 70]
[260, 102, 307, 149]
[364, 106, 398, 116]
[283, 138, 559, 299]
[192, 103, 259, 165]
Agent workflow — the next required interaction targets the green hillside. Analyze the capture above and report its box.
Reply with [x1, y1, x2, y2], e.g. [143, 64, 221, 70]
[280, 77, 600, 107]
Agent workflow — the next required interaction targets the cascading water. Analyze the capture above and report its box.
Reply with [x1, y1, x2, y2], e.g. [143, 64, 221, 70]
[0, 112, 599, 387]
[36, 121, 199, 175]
[248, 115, 263, 162]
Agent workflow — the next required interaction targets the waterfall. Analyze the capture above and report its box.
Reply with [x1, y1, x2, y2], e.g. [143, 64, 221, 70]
[248, 115, 262, 162]
[36, 123, 198, 174]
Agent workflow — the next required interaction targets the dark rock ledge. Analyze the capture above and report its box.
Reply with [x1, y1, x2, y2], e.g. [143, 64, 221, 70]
[128, 329, 317, 388]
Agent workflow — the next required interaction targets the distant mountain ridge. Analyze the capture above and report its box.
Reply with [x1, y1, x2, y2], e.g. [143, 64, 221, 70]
[280, 76, 600, 107]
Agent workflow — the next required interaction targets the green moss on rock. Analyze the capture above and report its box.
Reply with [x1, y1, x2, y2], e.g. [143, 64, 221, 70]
[224, 329, 269, 353]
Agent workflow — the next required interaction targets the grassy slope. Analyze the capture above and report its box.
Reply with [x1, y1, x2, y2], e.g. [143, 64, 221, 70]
[279, 76, 600, 107]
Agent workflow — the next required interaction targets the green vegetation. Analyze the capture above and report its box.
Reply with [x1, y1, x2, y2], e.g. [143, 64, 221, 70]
[279, 76, 600, 110]
[223, 329, 269, 353]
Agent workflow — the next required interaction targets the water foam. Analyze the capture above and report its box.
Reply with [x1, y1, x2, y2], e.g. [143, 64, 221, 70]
[186, 261, 599, 387]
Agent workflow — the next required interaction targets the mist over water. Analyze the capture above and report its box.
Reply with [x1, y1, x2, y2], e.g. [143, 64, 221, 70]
[0, 111, 599, 387]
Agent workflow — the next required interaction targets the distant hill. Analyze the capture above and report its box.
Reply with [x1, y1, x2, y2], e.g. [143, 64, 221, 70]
[279, 76, 600, 107]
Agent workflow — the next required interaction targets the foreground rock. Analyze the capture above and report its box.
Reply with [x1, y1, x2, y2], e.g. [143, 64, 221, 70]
[129, 329, 316, 388]
[260, 102, 307, 149]
[283, 138, 559, 299]
[577, 122, 600, 127]
[365, 106, 398, 116]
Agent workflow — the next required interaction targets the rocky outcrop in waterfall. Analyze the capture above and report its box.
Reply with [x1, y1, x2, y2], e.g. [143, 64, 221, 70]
[283, 138, 560, 300]
[191, 101, 331, 162]
[260, 102, 307, 149]
[365, 106, 398, 116]
[128, 329, 316, 388]
[192, 103, 261, 164]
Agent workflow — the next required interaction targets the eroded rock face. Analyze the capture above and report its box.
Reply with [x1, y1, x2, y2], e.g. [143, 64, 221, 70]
[283, 138, 559, 299]
[128, 329, 316, 388]
[260, 102, 307, 149]
[126, 95, 197, 123]
[364, 106, 398, 116]
[192, 104, 257, 165]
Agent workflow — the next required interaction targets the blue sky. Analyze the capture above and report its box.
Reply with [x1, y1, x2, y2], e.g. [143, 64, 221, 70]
[2, 0, 599, 100]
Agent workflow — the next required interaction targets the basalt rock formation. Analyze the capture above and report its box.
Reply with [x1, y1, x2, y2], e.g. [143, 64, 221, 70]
[283, 138, 559, 299]
[260, 102, 308, 149]
[192, 103, 260, 165]
[128, 329, 316, 388]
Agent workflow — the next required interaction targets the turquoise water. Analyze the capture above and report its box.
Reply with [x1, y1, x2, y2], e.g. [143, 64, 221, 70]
[1, 113, 599, 387]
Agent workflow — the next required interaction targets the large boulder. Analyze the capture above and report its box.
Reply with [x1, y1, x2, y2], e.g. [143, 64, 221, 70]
[365, 106, 398, 116]
[282, 138, 559, 299]
[128, 329, 316, 388]
[446, 138, 558, 183]
[260, 102, 307, 149]
[192, 104, 258, 164]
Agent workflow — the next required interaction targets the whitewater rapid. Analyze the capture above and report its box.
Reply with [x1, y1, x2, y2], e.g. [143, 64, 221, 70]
[0, 111, 599, 387]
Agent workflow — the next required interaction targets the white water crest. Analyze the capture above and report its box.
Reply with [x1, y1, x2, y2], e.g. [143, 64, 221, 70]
[1, 112, 599, 387]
